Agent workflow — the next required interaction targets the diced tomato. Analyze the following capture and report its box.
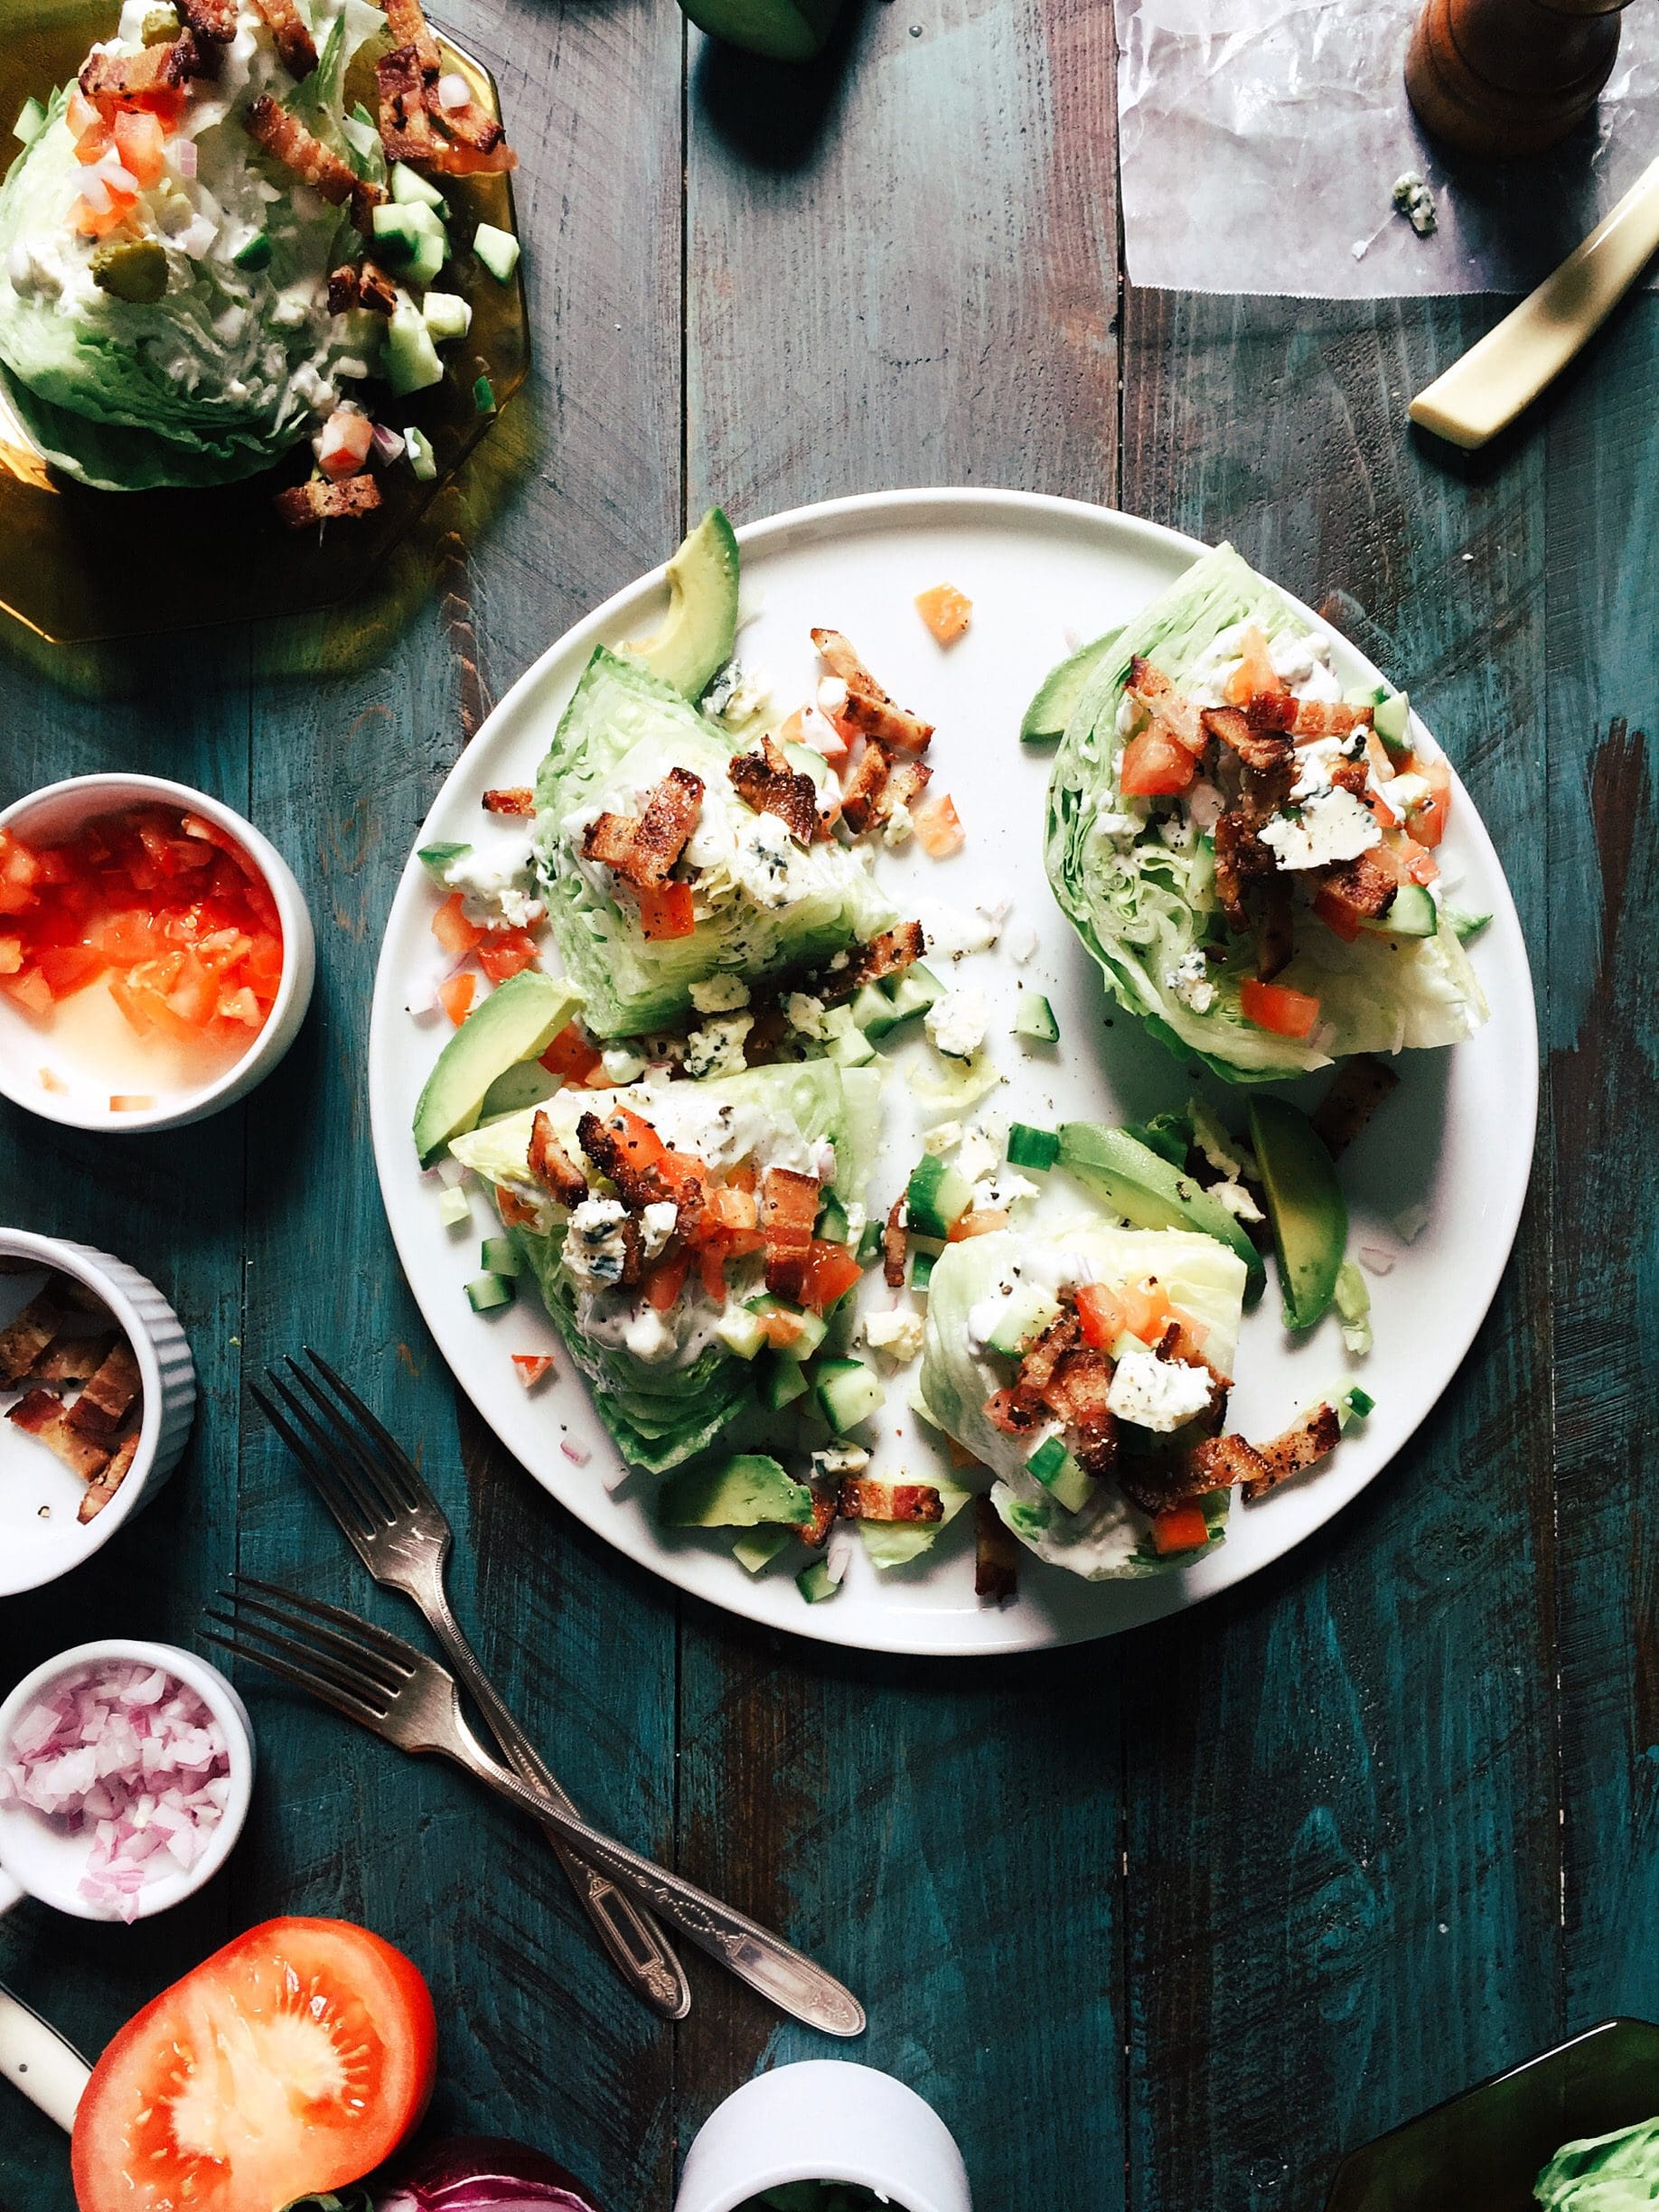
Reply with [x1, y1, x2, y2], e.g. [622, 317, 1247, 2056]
[74, 118, 116, 164]
[1240, 978, 1320, 1039]
[1073, 1282, 1123, 1348]
[511, 1353, 554, 1388]
[948, 1207, 1009, 1242]
[71, 1917, 436, 2212]
[219, 986, 263, 1026]
[0, 828, 43, 912]
[726, 1162, 758, 1195]
[0, 937, 21, 976]
[33, 943, 100, 997]
[1151, 1504, 1213, 1556]
[696, 1182, 762, 1251]
[1312, 883, 1363, 942]
[635, 880, 695, 939]
[1223, 626, 1287, 707]
[113, 109, 167, 188]
[755, 1304, 806, 1349]
[697, 1245, 729, 1301]
[914, 583, 972, 644]
[1413, 757, 1451, 848]
[798, 1238, 864, 1314]
[781, 704, 848, 766]
[1397, 836, 1439, 885]
[315, 407, 376, 483]
[540, 1022, 602, 1084]
[65, 86, 100, 141]
[644, 1251, 689, 1312]
[1, 968, 52, 1019]
[1119, 726, 1196, 797]
[438, 971, 475, 1026]
[72, 192, 136, 239]
[476, 930, 539, 982]
[431, 890, 485, 957]
[913, 791, 965, 858]
[603, 1106, 670, 1176]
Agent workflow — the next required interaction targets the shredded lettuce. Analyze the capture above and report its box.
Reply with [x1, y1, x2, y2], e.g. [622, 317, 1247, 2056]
[1534, 2116, 1659, 2212]
[1045, 542, 1489, 1082]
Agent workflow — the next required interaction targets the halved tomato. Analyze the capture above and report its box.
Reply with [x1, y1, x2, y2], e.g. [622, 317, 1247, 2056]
[71, 1917, 436, 2212]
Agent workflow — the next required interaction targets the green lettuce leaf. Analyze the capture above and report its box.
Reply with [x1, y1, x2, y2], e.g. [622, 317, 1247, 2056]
[1045, 541, 1489, 1082]
[531, 648, 895, 1037]
[1535, 2116, 1659, 2211]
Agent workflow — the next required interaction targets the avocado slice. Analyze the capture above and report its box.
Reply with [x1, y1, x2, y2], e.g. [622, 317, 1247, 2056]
[412, 970, 583, 1166]
[658, 1453, 812, 1529]
[624, 508, 741, 701]
[1019, 629, 1120, 745]
[1055, 1122, 1266, 1298]
[1247, 1097, 1348, 1331]
[675, 0, 843, 62]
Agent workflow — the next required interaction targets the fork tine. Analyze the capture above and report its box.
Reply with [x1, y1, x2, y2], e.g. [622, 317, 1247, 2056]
[258, 1370, 387, 1536]
[222, 1588, 410, 1700]
[301, 1347, 433, 1513]
[202, 1608, 394, 1719]
[232, 1573, 427, 1671]
[200, 1624, 389, 1730]
[279, 1358, 412, 1525]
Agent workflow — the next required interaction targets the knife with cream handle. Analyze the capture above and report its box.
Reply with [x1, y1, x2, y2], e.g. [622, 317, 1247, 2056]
[0, 1981, 90, 2132]
[1410, 155, 1659, 448]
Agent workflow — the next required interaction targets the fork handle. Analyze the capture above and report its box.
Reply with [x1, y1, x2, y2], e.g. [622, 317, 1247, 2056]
[446, 1729, 866, 2039]
[422, 1591, 690, 2021]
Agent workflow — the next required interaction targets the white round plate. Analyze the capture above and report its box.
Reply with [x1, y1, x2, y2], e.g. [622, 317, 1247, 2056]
[368, 490, 1536, 1656]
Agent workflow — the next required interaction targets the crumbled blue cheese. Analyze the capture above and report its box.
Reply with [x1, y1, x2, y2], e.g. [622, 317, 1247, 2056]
[972, 1171, 1040, 1214]
[1289, 734, 1364, 806]
[925, 985, 989, 1060]
[729, 811, 800, 907]
[1106, 1348, 1214, 1432]
[1187, 1098, 1256, 1183]
[882, 802, 915, 848]
[1210, 1178, 1263, 1224]
[1392, 171, 1438, 236]
[601, 1045, 648, 1084]
[623, 1308, 677, 1363]
[703, 661, 772, 726]
[639, 1201, 679, 1261]
[863, 1308, 926, 1363]
[922, 1120, 963, 1157]
[811, 1442, 869, 1480]
[955, 1127, 1001, 1185]
[1005, 921, 1038, 964]
[1260, 788, 1381, 871]
[783, 991, 829, 1040]
[683, 1013, 753, 1081]
[1377, 770, 1430, 818]
[1167, 949, 1216, 1015]
[442, 841, 542, 932]
[689, 973, 750, 1014]
[564, 1198, 633, 1289]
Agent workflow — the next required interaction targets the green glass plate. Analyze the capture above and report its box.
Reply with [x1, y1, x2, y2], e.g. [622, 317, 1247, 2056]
[0, 1, 529, 644]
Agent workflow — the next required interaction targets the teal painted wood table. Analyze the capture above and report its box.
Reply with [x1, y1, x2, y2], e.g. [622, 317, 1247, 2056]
[1, 2, 1655, 2206]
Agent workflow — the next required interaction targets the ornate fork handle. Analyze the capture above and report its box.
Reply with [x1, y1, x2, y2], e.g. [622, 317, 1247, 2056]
[421, 1583, 689, 2018]
[441, 1713, 866, 2038]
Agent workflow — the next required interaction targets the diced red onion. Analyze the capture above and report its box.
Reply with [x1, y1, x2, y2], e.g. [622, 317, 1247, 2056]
[560, 1439, 590, 1467]
[436, 72, 471, 111]
[371, 422, 407, 466]
[173, 138, 198, 178]
[1, 1662, 230, 1922]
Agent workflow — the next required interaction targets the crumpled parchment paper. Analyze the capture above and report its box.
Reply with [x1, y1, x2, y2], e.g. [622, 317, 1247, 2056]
[1117, 0, 1659, 295]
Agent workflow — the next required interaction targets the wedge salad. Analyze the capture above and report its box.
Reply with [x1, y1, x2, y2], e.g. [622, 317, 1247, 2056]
[0, 0, 517, 503]
[1040, 542, 1490, 1080]
[395, 508, 1460, 1616]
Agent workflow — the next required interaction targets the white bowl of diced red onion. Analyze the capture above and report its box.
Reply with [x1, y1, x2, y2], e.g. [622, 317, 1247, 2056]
[0, 1642, 253, 1924]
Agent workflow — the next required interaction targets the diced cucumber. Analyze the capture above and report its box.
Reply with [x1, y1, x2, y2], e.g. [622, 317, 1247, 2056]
[1362, 880, 1438, 937]
[733, 1528, 791, 1575]
[422, 290, 472, 342]
[1373, 690, 1411, 756]
[904, 1156, 972, 1240]
[1338, 1382, 1376, 1430]
[825, 1015, 876, 1067]
[716, 1307, 768, 1361]
[232, 229, 273, 271]
[856, 1219, 884, 1267]
[1013, 985, 1059, 1044]
[814, 1357, 885, 1432]
[481, 1235, 521, 1278]
[473, 373, 497, 414]
[13, 96, 47, 146]
[436, 1185, 470, 1228]
[385, 296, 444, 397]
[1007, 1121, 1060, 1172]
[909, 1249, 936, 1292]
[390, 160, 445, 211]
[1334, 1260, 1373, 1356]
[417, 839, 470, 880]
[1445, 904, 1491, 942]
[848, 981, 895, 1036]
[1025, 1435, 1095, 1514]
[465, 1270, 514, 1312]
[405, 425, 437, 481]
[797, 1558, 842, 1603]
[473, 221, 520, 283]
[883, 963, 944, 1026]
[759, 1354, 810, 1411]
[816, 1191, 850, 1244]
[985, 1285, 1062, 1357]
[747, 1297, 828, 1362]
[373, 202, 447, 286]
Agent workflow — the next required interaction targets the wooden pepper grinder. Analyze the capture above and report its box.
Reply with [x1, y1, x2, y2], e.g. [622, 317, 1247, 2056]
[1405, 0, 1638, 157]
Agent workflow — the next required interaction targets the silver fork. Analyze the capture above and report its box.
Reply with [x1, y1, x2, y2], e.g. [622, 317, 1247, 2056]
[251, 1350, 689, 2022]
[202, 1576, 866, 2038]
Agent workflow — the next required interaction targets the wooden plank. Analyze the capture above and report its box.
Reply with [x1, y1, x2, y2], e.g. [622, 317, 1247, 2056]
[1116, 287, 1561, 2210]
[680, 7, 1124, 2204]
[1542, 296, 1659, 2024]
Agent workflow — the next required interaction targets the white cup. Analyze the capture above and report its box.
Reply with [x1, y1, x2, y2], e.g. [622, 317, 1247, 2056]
[0, 1639, 255, 1924]
[674, 2062, 973, 2212]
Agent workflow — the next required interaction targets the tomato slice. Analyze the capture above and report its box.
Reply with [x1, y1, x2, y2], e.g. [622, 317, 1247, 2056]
[71, 1917, 436, 2212]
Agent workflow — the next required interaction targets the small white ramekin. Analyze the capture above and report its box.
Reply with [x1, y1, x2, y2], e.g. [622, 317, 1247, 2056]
[674, 2062, 973, 2212]
[0, 1639, 254, 1923]
[0, 1228, 196, 1598]
[0, 773, 315, 1133]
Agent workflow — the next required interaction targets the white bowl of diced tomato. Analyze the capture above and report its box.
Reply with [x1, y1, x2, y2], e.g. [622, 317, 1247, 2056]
[0, 773, 315, 1132]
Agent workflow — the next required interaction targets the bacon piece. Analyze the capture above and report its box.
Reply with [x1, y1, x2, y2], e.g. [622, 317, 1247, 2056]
[251, 0, 317, 77]
[0, 1291, 67, 1386]
[68, 1342, 142, 1439]
[836, 1476, 943, 1523]
[177, 0, 237, 39]
[377, 42, 441, 163]
[329, 260, 398, 316]
[424, 83, 504, 154]
[1292, 699, 1368, 738]
[1310, 1054, 1401, 1161]
[728, 737, 818, 846]
[811, 627, 876, 687]
[496, 1185, 541, 1230]
[1203, 705, 1292, 776]
[1255, 877, 1294, 982]
[1128, 656, 1205, 755]
[246, 94, 361, 204]
[1330, 755, 1371, 797]
[1242, 1402, 1342, 1502]
[760, 1166, 820, 1300]
[1015, 1309, 1083, 1401]
[79, 1432, 140, 1523]
[1320, 848, 1397, 923]
[628, 769, 705, 886]
[483, 786, 536, 817]
[839, 744, 889, 835]
[984, 1386, 1044, 1435]
[32, 1332, 116, 1386]
[886, 755, 933, 814]
[883, 1195, 907, 1289]
[973, 1494, 1018, 1602]
[614, 1214, 644, 1289]
[1213, 811, 1277, 931]
[811, 627, 933, 752]
[273, 473, 382, 528]
[577, 1111, 663, 1211]
[7, 1390, 112, 1483]
[816, 919, 926, 1004]
[528, 1110, 587, 1206]
[80, 34, 204, 105]
[791, 1486, 837, 1548]
[1041, 1346, 1117, 1478]
[386, 0, 443, 73]
[581, 812, 640, 869]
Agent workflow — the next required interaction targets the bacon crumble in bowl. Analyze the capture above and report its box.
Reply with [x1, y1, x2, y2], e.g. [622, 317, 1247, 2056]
[0, 771, 315, 1131]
